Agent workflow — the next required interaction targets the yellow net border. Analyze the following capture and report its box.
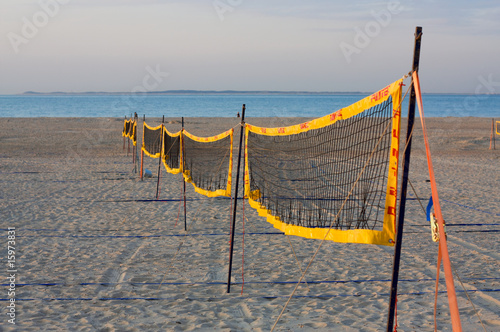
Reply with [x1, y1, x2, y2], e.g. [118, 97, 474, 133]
[182, 128, 234, 198]
[141, 122, 162, 158]
[122, 120, 128, 137]
[123, 119, 137, 146]
[162, 126, 182, 175]
[244, 78, 403, 246]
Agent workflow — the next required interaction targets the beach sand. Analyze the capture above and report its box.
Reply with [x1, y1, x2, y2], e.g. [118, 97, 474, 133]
[0, 117, 498, 331]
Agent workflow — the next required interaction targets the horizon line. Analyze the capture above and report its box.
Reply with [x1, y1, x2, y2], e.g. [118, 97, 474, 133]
[9, 90, 500, 96]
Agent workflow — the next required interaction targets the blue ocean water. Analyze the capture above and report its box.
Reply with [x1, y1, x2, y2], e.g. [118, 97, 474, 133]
[0, 93, 498, 118]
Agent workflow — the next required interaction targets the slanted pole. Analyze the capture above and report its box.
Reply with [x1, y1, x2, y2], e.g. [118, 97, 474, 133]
[140, 114, 145, 180]
[156, 116, 164, 200]
[182, 117, 187, 231]
[386, 26, 422, 332]
[227, 104, 246, 293]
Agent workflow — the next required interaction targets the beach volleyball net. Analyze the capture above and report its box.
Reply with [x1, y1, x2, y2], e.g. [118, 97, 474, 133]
[123, 119, 137, 146]
[182, 129, 234, 197]
[127, 80, 403, 243]
[142, 122, 162, 158]
[138, 120, 233, 197]
[162, 127, 182, 174]
[244, 79, 403, 245]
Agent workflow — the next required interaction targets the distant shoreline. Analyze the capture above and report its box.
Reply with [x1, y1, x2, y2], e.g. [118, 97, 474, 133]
[20, 90, 368, 96]
[16, 90, 499, 96]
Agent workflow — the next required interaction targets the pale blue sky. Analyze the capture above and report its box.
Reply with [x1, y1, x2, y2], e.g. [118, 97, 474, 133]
[1, 0, 499, 94]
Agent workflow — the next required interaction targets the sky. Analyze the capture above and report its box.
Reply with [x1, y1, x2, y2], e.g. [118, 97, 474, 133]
[1, 0, 499, 94]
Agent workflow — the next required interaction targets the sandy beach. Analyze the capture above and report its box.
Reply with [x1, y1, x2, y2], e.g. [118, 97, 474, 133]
[0, 116, 499, 331]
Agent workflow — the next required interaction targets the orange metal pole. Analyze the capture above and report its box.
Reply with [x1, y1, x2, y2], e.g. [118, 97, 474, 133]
[413, 71, 462, 331]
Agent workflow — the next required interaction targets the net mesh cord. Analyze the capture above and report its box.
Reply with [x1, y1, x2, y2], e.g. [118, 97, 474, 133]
[182, 130, 233, 197]
[131, 121, 137, 146]
[123, 120, 137, 145]
[244, 79, 402, 245]
[142, 123, 162, 158]
[247, 101, 390, 227]
[162, 128, 181, 174]
[123, 120, 131, 137]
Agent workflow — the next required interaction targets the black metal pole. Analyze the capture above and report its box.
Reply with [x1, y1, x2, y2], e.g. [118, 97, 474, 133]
[156, 115, 164, 200]
[134, 112, 138, 173]
[386, 26, 422, 332]
[493, 118, 496, 150]
[182, 117, 187, 231]
[123, 116, 127, 151]
[141, 114, 145, 181]
[127, 121, 130, 156]
[227, 104, 246, 293]
[132, 116, 135, 165]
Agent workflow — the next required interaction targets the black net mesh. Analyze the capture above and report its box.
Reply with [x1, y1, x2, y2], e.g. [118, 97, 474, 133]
[143, 124, 162, 157]
[123, 120, 131, 137]
[183, 133, 232, 195]
[131, 121, 137, 145]
[246, 97, 393, 231]
[163, 130, 181, 171]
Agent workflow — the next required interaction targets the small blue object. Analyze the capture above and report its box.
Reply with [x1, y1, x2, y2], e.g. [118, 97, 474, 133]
[426, 196, 433, 222]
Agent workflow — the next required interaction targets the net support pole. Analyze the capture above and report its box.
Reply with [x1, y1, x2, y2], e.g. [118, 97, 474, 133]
[132, 121, 135, 165]
[140, 115, 145, 181]
[386, 26, 422, 332]
[494, 119, 496, 150]
[134, 113, 138, 173]
[123, 116, 126, 151]
[156, 116, 164, 200]
[127, 124, 131, 156]
[490, 118, 495, 150]
[132, 127, 135, 165]
[182, 117, 187, 231]
[413, 71, 462, 332]
[227, 104, 246, 293]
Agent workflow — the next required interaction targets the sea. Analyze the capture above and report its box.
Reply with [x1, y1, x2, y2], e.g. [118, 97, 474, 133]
[0, 93, 498, 118]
